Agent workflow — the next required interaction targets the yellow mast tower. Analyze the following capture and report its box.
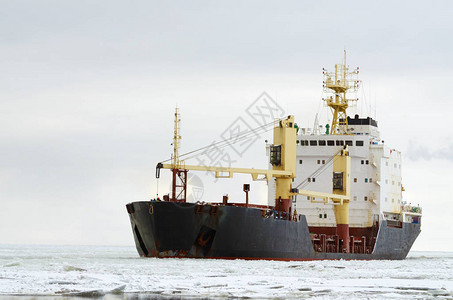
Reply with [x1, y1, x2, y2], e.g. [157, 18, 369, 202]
[323, 51, 361, 135]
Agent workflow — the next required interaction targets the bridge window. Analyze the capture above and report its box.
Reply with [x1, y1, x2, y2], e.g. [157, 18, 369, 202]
[336, 140, 344, 146]
[310, 140, 317, 146]
[345, 140, 353, 146]
[327, 140, 335, 146]
[319, 140, 326, 146]
[356, 140, 364, 146]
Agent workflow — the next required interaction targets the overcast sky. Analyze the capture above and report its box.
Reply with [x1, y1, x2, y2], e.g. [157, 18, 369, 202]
[1, 0, 452, 251]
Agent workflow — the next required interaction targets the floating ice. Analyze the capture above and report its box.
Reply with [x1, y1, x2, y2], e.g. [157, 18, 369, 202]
[0, 245, 451, 299]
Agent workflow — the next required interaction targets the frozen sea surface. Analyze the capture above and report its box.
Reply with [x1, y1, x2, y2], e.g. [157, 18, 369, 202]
[0, 245, 452, 299]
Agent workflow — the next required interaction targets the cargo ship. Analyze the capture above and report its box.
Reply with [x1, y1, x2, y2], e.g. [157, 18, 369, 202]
[126, 54, 421, 260]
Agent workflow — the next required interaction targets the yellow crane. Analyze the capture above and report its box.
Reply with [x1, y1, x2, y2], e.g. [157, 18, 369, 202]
[157, 114, 296, 212]
[156, 109, 352, 251]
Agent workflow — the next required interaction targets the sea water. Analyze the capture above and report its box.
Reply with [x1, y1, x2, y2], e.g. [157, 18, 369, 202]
[0, 245, 452, 299]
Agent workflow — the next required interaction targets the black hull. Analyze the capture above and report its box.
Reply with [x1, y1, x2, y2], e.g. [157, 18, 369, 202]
[126, 201, 421, 260]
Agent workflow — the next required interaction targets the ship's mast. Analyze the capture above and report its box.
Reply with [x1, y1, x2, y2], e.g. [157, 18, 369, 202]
[172, 108, 181, 169]
[170, 107, 187, 202]
[323, 51, 360, 135]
